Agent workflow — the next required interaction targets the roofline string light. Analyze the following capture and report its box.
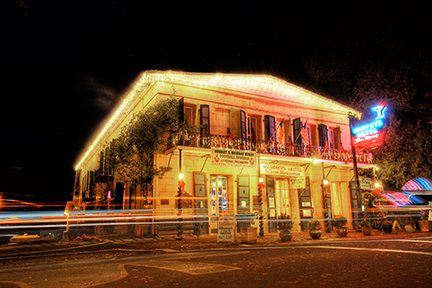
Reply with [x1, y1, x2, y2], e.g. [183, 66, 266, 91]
[74, 71, 361, 170]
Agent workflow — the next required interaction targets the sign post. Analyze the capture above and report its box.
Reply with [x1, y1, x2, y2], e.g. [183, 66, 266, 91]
[217, 216, 235, 242]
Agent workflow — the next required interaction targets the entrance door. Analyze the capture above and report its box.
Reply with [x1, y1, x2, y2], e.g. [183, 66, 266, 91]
[209, 176, 228, 232]
[275, 179, 291, 216]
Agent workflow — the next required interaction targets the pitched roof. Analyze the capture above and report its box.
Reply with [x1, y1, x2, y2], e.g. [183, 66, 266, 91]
[141, 70, 358, 114]
[74, 70, 359, 170]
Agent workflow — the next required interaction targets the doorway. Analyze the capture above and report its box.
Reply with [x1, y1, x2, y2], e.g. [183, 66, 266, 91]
[209, 176, 229, 232]
[275, 179, 291, 216]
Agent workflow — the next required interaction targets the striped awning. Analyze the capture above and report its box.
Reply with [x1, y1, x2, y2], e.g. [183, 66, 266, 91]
[401, 177, 432, 192]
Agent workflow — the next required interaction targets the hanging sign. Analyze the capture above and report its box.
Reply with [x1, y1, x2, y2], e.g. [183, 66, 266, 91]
[352, 104, 388, 149]
[211, 149, 256, 167]
[260, 163, 306, 188]
[290, 177, 306, 189]
[260, 163, 304, 177]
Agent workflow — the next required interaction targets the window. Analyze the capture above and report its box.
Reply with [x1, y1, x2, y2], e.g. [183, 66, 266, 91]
[305, 125, 312, 146]
[193, 172, 207, 209]
[238, 175, 250, 211]
[334, 127, 342, 149]
[248, 116, 258, 141]
[184, 105, 196, 126]
[328, 128, 334, 148]
[283, 119, 292, 144]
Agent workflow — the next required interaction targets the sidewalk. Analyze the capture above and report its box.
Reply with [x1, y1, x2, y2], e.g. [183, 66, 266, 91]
[93, 229, 432, 251]
[1, 229, 431, 258]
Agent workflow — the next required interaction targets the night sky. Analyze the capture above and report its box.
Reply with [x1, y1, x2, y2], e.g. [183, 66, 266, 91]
[1, 1, 430, 203]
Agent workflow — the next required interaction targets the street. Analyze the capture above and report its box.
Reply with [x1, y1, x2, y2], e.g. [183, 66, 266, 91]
[1, 234, 432, 288]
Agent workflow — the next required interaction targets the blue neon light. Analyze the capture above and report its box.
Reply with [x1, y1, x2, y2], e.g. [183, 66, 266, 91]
[372, 105, 387, 120]
[352, 104, 387, 139]
[352, 119, 384, 137]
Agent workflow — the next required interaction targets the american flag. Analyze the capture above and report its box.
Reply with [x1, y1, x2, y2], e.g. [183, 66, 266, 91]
[300, 125, 310, 146]
[276, 120, 284, 143]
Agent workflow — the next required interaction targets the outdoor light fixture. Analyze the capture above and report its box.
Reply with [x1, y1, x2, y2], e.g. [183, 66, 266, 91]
[179, 172, 184, 180]
[374, 181, 382, 189]
[323, 179, 329, 186]
[312, 158, 320, 164]
[259, 177, 264, 184]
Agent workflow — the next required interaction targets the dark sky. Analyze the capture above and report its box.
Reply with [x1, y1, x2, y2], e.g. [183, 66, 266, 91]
[1, 1, 429, 202]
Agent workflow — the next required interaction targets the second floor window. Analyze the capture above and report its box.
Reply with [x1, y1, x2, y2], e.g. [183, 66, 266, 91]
[184, 105, 195, 125]
[248, 116, 258, 142]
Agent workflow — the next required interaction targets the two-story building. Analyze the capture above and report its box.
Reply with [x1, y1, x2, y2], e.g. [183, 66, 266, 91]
[72, 70, 374, 236]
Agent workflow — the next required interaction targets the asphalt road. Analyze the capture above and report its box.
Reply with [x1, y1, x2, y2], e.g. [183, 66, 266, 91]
[1, 235, 432, 288]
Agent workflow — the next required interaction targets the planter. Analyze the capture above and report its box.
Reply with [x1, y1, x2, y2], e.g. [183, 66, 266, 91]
[404, 224, 415, 233]
[310, 230, 322, 240]
[382, 223, 392, 234]
[362, 226, 372, 236]
[279, 230, 292, 242]
[418, 220, 430, 232]
[240, 227, 257, 244]
[336, 227, 348, 237]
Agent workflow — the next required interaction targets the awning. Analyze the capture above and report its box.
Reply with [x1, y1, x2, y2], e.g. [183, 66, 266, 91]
[378, 191, 429, 206]
[401, 177, 432, 195]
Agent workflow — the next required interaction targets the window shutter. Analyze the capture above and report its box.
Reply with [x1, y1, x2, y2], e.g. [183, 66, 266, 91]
[264, 115, 276, 141]
[293, 118, 302, 145]
[318, 124, 328, 147]
[178, 97, 185, 124]
[240, 110, 247, 140]
[200, 105, 210, 136]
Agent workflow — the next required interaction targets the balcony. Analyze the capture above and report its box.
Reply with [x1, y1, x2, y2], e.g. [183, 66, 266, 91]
[172, 132, 373, 164]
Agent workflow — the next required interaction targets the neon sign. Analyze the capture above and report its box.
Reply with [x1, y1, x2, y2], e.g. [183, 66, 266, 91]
[352, 104, 387, 148]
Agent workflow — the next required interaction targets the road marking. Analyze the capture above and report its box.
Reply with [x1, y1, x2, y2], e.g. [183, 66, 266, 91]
[295, 245, 432, 256]
[135, 260, 241, 275]
[382, 239, 432, 243]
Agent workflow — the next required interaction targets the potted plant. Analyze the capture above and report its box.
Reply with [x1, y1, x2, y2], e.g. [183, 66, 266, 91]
[277, 214, 293, 242]
[360, 219, 372, 235]
[403, 218, 416, 233]
[418, 210, 430, 232]
[308, 219, 322, 240]
[331, 216, 348, 237]
[381, 217, 393, 234]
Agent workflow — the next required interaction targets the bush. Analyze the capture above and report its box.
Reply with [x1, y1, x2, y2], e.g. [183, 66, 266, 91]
[308, 220, 322, 231]
[277, 214, 293, 231]
[331, 216, 347, 228]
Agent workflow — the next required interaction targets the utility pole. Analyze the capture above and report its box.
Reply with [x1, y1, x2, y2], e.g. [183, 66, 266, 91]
[348, 112, 362, 229]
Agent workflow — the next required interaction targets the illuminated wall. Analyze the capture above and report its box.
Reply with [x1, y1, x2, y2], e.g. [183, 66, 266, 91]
[73, 71, 371, 233]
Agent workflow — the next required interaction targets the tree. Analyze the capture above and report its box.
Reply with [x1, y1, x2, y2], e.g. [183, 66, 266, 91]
[109, 97, 180, 206]
[305, 60, 432, 189]
[351, 64, 432, 189]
